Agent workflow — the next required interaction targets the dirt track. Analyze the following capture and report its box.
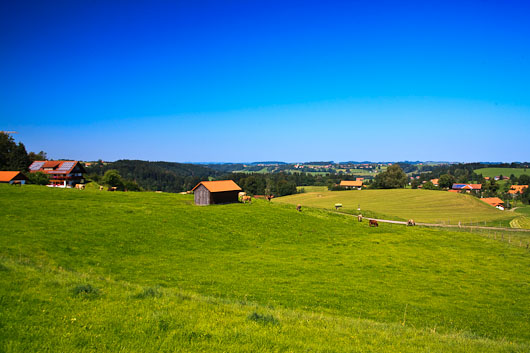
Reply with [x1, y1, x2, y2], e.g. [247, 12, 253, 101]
[339, 213, 530, 233]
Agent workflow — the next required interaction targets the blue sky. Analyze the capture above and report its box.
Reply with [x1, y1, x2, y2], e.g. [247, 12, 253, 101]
[1, 0, 529, 162]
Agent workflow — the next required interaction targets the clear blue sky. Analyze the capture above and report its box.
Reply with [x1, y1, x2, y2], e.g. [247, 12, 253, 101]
[1, 0, 529, 162]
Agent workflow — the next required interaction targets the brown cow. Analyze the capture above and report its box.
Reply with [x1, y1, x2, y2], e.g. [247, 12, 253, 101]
[407, 219, 416, 226]
[369, 219, 378, 227]
[296, 204, 302, 212]
[241, 195, 252, 204]
[108, 186, 117, 192]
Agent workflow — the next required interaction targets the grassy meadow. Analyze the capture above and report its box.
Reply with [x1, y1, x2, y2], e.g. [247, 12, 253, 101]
[1, 185, 530, 351]
[274, 189, 515, 226]
[474, 167, 530, 178]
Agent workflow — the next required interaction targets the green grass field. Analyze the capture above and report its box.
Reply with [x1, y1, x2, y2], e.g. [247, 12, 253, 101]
[296, 185, 328, 193]
[274, 189, 516, 226]
[474, 167, 530, 178]
[1, 185, 530, 351]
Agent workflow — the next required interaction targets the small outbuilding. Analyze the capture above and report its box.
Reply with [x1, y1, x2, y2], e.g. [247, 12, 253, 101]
[0, 171, 27, 185]
[192, 180, 242, 206]
[340, 180, 363, 190]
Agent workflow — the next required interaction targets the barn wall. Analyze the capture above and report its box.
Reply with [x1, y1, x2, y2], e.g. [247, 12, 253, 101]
[194, 185, 211, 205]
[211, 190, 239, 204]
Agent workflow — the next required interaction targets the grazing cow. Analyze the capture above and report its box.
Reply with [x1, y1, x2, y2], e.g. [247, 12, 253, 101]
[99, 186, 105, 191]
[369, 219, 378, 227]
[358, 214, 363, 222]
[296, 204, 302, 212]
[108, 186, 117, 192]
[241, 195, 252, 204]
[75, 184, 85, 190]
[266, 194, 274, 202]
[407, 219, 416, 226]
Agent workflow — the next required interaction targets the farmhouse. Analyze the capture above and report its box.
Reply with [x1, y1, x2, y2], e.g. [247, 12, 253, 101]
[29, 160, 86, 188]
[192, 180, 242, 206]
[0, 171, 27, 185]
[508, 185, 528, 195]
[452, 183, 482, 192]
[480, 197, 505, 210]
[340, 180, 363, 190]
[430, 179, 439, 186]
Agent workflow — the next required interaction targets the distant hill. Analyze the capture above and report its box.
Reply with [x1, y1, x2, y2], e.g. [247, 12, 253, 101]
[86, 159, 218, 192]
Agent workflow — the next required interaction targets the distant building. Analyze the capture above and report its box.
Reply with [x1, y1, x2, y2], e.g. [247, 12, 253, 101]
[508, 185, 528, 195]
[452, 184, 482, 192]
[340, 180, 363, 190]
[28, 161, 86, 188]
[192, 180, 242, 205]
[480, 197, 505, 210]
[0, 171, 27, 185]
[430, 179, 439, 186]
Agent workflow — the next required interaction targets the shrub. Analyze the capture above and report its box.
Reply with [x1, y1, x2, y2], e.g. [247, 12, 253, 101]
[72, 284, 100, 298]
[247, 312, 279, 325]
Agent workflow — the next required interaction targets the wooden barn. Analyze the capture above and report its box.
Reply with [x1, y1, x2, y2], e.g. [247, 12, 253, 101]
[0, 171, 27, 185]
[192, 180, 242, 206]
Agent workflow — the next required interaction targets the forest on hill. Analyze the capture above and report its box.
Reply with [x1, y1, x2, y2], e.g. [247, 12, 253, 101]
[86, 160, 217, 193]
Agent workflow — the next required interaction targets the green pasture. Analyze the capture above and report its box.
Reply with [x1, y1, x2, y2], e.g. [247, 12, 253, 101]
[296, 185, 328, 193]
[274, 189, 516, 226]
[474, 167, 530, 178]
[1, 185, 530, 351]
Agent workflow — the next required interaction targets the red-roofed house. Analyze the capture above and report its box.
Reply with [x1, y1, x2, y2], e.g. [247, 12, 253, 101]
[192, 180, 242, 205]
[452, 184, 482, 193]
[480, 197, 505, 210]
[28, 161, 86, 188]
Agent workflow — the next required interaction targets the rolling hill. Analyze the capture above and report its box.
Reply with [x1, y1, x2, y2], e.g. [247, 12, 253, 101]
[1, 185, 530, 351]
[274, 189, 516, 226]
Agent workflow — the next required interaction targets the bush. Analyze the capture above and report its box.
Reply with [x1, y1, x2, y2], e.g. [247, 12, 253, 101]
[72, 284, 100, 298]
[247, 312, 279, 325]
[27, 171, 49, 185]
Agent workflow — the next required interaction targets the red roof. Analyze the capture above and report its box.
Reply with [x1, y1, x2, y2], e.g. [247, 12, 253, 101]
[508, 185, 528, 194]
[340, 180, 363, 187]
[461, 184, 482, 190]
[0, 171, 26, 182]
[192, 180, 242, 193]
[28, 161, 85, 175]
[481, 197, 504, 207]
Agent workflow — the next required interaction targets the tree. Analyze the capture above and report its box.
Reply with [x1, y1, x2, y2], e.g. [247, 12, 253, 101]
[438, 174, 455, 189]
[28, 151, 47, 163]
[102, 169, 125, 189]
[372, 164, 408, 189]
[522, 186, 530, 205]
[277, 180, 297, 196]
[27, 171, 49, 185]
[519, 174, 530, 185]
[423, 181, 437, 190]
[0, 132, 30, 171]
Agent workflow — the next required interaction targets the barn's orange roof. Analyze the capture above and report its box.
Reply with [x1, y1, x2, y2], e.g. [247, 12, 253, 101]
[480, 197, 504, 207]
[0, 171, 24, 182]
[508, 185, 528, 194]
[340, 180, 363, 187]
[192, 180, 242, 192]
